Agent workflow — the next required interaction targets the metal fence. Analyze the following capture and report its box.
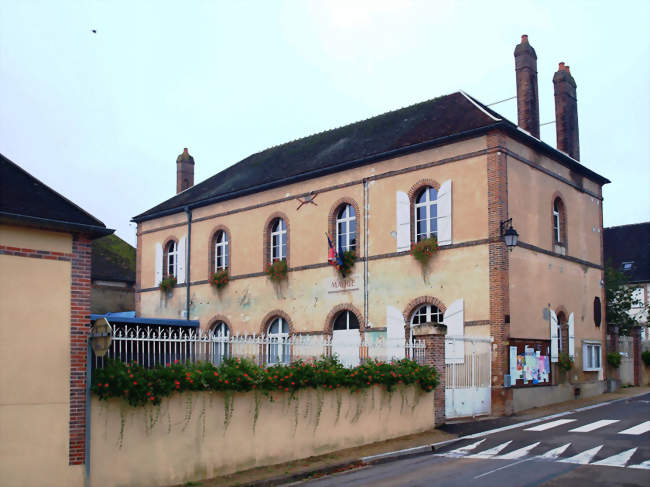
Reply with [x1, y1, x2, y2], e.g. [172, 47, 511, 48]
[92, 325, 426, 369]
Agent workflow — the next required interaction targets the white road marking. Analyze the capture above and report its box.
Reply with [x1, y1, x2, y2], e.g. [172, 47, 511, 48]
[495, 442, 540, 460]
[467, 441, 512, 459]
[591, 448, 638, 468]
[618, 421, 650, 435]
[628, 459, 650, 470]
[537, 443, 571, 459]
[568, 419, 619, 432]
[558, 445, 603, 465]
[473, 458, 534, 479]
[524, 419, 576, 431]
[443, 439, 486, 457]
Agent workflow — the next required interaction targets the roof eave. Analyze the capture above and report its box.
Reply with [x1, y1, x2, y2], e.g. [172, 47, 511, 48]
[0, 211, 114, 239]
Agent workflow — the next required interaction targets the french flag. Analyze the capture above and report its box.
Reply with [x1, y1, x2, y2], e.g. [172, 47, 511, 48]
[326, 233, 337, 265]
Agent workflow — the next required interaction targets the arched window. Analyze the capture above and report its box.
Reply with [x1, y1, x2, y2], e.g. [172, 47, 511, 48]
[164, 240, 178, 277]
[211, 321, 230, 364]
[333, 310, 360, 331]
[214, 230, 229, 271]
[270, 218, 287, 262]
[552, 197, 567, 247]
[336, 204, 357, 252]
[556, 311, 567, 353]
[267, 316, 290, 364]
[409, 304, 443, 341]
[414, 187, 438, 242]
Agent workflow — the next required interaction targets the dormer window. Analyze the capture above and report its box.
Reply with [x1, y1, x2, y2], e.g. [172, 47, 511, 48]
[622, 261, 634, 271]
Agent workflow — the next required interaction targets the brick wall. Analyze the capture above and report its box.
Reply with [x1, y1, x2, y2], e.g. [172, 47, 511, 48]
[487, 131, 513, 415]
[419, 333, 446, 425]
[69, 234, 92, 465]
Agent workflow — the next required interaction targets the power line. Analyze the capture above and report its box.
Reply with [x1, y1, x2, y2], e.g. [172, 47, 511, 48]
[486, 96, 516, 106]
[540, 120, 556, 126]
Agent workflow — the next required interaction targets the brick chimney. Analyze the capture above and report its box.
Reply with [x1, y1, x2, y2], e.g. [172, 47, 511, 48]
[176, 148, 194, 194]
[553, 62, 580, 160]
[514, 35, 540, 138]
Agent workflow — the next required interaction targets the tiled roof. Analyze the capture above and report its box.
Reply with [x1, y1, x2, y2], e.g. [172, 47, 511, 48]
[133, 91, 609, 222]
[1, 153, 112, 237]
[604, 222, 650, 283]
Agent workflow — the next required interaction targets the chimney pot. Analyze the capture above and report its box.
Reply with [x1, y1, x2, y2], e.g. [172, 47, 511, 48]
[176, 148, 195, 194]
[514, 35, 540, 138]
[553, 62, 580, 160]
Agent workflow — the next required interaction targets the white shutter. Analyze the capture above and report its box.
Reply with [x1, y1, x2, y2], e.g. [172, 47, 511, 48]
[177, 236, 187, 284]
[396, 191, 411, 252]
[550, 309, 558, 363]
[568, 312, 575, 358]
[154, 242, 163, 286]
[444, 298, 464, 364]
[386, 305, 406, 361]
[437, 180, 452, 246]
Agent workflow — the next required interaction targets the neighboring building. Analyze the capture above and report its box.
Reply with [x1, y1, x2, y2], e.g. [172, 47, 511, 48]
[132, 36, 609, 415]
[0, 154, 112, 486]
[604, 222, 650, 338]
[91, 234, 136, 314]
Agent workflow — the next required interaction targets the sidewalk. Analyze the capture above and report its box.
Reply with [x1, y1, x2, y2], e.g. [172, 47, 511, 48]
[173, 385, 650, 487]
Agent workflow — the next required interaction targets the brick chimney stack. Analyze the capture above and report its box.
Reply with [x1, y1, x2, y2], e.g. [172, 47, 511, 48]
[176, 147, 195, 194]
[514, 35, 540, 138]
[553, 62, 580, 160]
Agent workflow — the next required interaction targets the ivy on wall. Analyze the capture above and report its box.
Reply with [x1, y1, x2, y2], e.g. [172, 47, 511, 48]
[92, 357, 439, 408]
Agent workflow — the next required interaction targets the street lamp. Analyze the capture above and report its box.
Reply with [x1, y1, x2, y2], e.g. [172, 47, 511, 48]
[500, 218, 519, 251]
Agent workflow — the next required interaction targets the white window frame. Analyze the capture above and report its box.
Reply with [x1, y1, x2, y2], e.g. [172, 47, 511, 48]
[211, 322, 230, 363]
[336, 204, 356, 252]
[270, 219, 287, 262]
[267, 317, 290, 364]
[414, 187, 438, 242]
[553, 201, 561, 243]
[166, 240, 178, 278]
[215, 231, 229, 271]
[582, 341, 602, 371]
[333, 310, 360, 331]
[410, 304, 443, 341]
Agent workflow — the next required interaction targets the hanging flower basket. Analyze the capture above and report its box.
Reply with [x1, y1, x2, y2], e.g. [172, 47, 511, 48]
[337, 251, 357, 278]
[210, 269, 229, 289]
[558, 352, 574, 372]
[266, 259, 288, 282]
[159, 275, 177, 292]
[410, 237, 438, 266]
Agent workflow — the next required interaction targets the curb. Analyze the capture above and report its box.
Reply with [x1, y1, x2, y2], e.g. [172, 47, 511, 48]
[241, 460, 366, 487]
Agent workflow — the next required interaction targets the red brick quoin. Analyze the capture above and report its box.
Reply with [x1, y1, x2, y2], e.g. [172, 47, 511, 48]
[69, 235, 92, 465]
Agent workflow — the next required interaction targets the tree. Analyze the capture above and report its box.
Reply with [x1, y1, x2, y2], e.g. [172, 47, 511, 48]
[605, 265, 648, 335]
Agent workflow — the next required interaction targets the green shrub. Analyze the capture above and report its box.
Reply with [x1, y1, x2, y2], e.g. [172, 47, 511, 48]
[642, 350, 650, 367]
[558, 353, 573, 372]
[92, 357, 439, 407]
[607, 352, 622, 368]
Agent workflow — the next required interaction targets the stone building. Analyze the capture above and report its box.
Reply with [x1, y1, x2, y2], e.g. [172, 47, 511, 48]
[133, 37, 609, 415]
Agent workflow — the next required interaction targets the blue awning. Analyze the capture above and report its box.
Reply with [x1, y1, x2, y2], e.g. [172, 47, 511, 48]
[90, 314, 199, 328]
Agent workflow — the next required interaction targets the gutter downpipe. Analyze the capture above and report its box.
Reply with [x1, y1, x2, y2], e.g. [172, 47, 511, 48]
[185, 207, 192, 320]
[363, 179, 369, 327]
[84, 338, 92, 487]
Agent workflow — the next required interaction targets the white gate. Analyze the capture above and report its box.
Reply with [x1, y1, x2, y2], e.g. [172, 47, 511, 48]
[445, 335, 493, 419]
[618, 336, 635, 385]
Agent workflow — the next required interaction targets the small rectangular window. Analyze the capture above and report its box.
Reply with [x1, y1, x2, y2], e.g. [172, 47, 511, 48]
[582, 342, 601, 371]
[622, 261, 634, 271]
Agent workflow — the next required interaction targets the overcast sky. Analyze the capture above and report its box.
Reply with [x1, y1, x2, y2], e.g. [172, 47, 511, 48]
[1, 0, 648, 247]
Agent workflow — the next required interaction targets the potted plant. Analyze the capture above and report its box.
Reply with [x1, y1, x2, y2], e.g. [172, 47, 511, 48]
[336, 250, 356, 278]
[159, 275, 177, 293]
[210, 269, 229, 289]
[558, 352, 574, 372]
[410, 237, 438, 267]
[266, 259, 288, 282]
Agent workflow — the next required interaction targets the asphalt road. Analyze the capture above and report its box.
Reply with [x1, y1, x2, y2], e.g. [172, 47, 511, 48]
[294, 393, 650, 487]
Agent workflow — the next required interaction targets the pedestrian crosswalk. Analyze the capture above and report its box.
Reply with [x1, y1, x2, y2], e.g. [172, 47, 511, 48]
[436, 441, 650, 469]
[524, 418, 648, 435]
[435, 417, 650, 470]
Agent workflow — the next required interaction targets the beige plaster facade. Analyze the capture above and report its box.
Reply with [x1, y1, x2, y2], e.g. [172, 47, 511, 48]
[136, 128, 607, 414]
[90, 386, 436, 487]
[0, 225, 83, 487]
